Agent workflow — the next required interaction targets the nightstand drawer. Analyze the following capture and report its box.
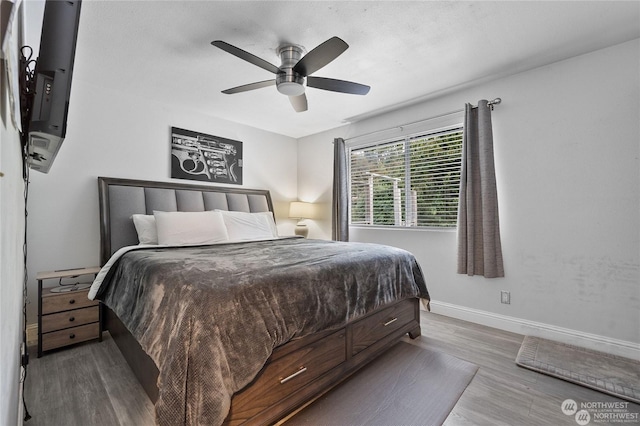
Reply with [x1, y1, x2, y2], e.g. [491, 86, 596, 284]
[42, 323, 100, 352]
[42, 289, 97, 315]
[41, 306, 99, 333]
[351, 299, 415, 356]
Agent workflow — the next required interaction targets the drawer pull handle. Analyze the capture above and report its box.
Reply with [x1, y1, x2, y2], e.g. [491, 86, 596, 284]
[69, 299, 76, 305]
[279, 366, 307, 384]
[69, 317, 75, 322]
[69, 333, 76, 339]
[383, 317, 398, 327]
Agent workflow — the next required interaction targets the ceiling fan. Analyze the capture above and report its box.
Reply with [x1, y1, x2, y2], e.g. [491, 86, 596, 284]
[211, 37, 370, 112]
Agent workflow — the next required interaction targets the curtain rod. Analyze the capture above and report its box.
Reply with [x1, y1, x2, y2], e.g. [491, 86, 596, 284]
[345, 98, 502, 142]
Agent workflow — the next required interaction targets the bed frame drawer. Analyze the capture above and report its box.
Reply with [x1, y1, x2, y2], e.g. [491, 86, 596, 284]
[227, 329, 346, 424]
[351, 298, 416, 356]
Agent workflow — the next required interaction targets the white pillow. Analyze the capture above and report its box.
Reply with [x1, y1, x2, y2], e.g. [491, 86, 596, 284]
[218, 210, 278, 241]
[132, 214, 158, 245]
[154, 210, 229, 245]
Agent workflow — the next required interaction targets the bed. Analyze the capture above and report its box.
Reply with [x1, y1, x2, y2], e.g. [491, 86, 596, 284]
[91, 176, 430, 426]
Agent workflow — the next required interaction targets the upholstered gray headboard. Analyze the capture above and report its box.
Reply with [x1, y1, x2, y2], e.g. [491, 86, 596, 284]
[98, 177, 274, 265]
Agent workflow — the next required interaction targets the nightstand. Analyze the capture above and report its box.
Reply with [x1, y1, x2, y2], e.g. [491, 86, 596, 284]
[37, 266, 102, 357]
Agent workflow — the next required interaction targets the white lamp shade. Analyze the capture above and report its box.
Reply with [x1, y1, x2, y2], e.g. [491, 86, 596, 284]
[289, 201, 316, 219]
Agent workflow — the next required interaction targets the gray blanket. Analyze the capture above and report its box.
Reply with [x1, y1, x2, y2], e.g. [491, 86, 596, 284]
[96, 237, 430, 426]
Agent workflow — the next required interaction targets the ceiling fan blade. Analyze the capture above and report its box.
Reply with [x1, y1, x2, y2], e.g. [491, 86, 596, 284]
[307, 76, 370, 95]
[212, 40, 280, 74]
[289, 94, 308, 112]
[221, 79, 276, 94]
[292, 36, 348, 76]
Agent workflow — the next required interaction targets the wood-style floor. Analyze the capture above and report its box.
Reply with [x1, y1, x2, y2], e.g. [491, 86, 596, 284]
[24, 312, 639, 425]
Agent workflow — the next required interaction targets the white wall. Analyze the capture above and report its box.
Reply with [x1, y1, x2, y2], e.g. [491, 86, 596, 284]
[295, 125, 345, 240]
[25, 77, 299, 322]
[1, 0, 28, 423]
[298, 39, 640, 355]
[0, 33, 27, 426]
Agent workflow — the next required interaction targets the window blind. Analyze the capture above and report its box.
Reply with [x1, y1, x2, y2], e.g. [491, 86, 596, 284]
[349, 126, 463, 228]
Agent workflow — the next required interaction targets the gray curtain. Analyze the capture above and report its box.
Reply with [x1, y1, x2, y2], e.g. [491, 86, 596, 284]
[332, 138, 349, 241]
[457, 100, 504, 277]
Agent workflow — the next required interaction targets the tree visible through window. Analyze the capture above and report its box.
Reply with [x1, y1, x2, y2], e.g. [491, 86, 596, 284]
[349, 126, 463, 228]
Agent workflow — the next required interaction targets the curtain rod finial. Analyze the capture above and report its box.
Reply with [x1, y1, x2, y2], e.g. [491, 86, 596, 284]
[488, 98, 501, 110]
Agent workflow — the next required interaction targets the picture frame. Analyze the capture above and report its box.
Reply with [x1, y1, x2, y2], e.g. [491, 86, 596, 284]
[170, 127, 243, 185]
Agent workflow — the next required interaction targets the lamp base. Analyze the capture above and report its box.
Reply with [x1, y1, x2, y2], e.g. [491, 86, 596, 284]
[294, 224, 309, 238]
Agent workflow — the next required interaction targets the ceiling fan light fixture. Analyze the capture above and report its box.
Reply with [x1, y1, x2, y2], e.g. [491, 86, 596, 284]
[277, 81, 305, 96]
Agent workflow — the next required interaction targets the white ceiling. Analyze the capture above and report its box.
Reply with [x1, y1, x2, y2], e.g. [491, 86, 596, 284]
[71, 0, 640, 139]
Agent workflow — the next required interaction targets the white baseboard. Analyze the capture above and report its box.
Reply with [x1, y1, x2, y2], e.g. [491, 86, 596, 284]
[429, 301, 640, 360]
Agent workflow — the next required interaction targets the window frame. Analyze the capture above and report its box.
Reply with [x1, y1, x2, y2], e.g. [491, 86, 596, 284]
[347, 122, 464, 231]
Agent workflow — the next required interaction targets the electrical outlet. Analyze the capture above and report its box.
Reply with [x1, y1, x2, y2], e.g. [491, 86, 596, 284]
[501, 291, 511, 304]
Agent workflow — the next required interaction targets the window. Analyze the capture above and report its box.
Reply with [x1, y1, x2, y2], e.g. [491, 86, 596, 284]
[349, 125, 463, 228]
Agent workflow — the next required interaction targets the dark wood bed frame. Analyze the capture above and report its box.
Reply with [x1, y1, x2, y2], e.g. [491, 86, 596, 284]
[97, 177, 422, 425]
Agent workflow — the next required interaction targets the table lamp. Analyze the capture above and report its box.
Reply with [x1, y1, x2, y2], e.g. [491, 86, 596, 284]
[289, 201, 315, 238]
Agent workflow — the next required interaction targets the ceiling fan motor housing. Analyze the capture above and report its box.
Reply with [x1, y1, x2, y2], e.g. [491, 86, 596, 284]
[276, 45, 306, 96]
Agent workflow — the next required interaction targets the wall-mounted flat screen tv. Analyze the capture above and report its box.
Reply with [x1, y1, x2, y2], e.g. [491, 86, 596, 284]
[27, 0, 82, 173]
